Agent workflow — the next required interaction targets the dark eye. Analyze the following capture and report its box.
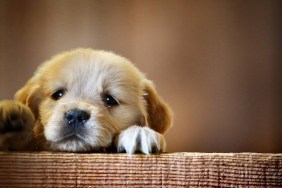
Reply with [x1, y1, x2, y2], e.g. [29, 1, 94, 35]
[103, 94, 119, 107]
[51, 89, 66, 101]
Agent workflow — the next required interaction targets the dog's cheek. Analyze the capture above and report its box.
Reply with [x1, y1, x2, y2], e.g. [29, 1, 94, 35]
[93, 110, 116, 133]
[109, 105, 144, 130]
[39, 99, 57, 127]
[41, 101, 67, 142]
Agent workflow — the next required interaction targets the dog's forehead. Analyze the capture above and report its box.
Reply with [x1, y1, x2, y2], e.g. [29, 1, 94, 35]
[63, 56, 130, 92]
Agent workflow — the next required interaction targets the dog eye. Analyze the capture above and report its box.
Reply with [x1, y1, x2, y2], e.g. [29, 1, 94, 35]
[103, 94, 119, 107]
[51, 89, 66, 101]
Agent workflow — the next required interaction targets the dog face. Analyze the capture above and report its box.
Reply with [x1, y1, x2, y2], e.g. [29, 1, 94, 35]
[15, 49, 172, 152]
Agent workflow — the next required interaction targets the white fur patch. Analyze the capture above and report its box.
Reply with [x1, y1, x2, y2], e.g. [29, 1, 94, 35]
[117, 125, 165, 154]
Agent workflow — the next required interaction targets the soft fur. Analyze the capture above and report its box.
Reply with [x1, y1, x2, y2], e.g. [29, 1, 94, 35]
[0, 49, 173, 154]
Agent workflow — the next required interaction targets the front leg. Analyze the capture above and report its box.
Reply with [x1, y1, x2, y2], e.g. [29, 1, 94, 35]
[116, 125, 166, 154]
[0, 100, 35, 151]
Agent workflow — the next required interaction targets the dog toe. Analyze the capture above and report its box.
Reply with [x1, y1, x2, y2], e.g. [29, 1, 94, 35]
[0, 100, 34, 134]
[117, 126, 165, 154]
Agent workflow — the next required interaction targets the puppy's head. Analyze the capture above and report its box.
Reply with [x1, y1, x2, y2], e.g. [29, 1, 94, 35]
[15, 49, 172, 152]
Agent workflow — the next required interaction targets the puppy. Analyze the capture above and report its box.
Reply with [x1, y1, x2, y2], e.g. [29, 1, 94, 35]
[0, 49, 173, 154]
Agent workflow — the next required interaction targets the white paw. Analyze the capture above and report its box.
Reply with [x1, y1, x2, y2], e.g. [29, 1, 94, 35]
[116, 125, 165, 154]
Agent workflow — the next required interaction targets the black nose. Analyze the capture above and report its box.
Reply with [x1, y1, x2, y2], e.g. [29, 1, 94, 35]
[65, 109, 90, 127]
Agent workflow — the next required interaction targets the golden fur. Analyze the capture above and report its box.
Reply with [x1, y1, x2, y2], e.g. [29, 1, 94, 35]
[0, 49, 173, 153]
[0, 100, 35, 151]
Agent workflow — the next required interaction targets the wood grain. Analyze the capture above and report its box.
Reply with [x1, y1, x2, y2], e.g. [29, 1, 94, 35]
[0, 152, 281, 187]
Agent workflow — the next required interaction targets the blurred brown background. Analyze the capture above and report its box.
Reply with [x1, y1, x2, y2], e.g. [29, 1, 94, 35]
[0, 0, 281, 152]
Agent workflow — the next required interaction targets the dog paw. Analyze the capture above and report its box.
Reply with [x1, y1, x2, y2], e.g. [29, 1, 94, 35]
[116, 125, 166, 154]
[0, 100, 35, 151]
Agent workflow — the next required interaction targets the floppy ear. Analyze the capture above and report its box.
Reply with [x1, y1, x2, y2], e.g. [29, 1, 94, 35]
[143, 80, 173, 134]
[14, 76, 41, 119]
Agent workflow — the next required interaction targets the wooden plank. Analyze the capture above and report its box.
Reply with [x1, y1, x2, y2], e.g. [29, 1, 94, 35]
[0, 152, 281, 187]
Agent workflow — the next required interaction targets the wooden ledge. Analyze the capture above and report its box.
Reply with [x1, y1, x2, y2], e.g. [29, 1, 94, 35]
[0, 152, 281, 187]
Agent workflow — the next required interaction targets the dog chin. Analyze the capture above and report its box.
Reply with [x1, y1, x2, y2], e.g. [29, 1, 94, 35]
[49, 137, 112, 152]
[45, 121, 114, 152]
